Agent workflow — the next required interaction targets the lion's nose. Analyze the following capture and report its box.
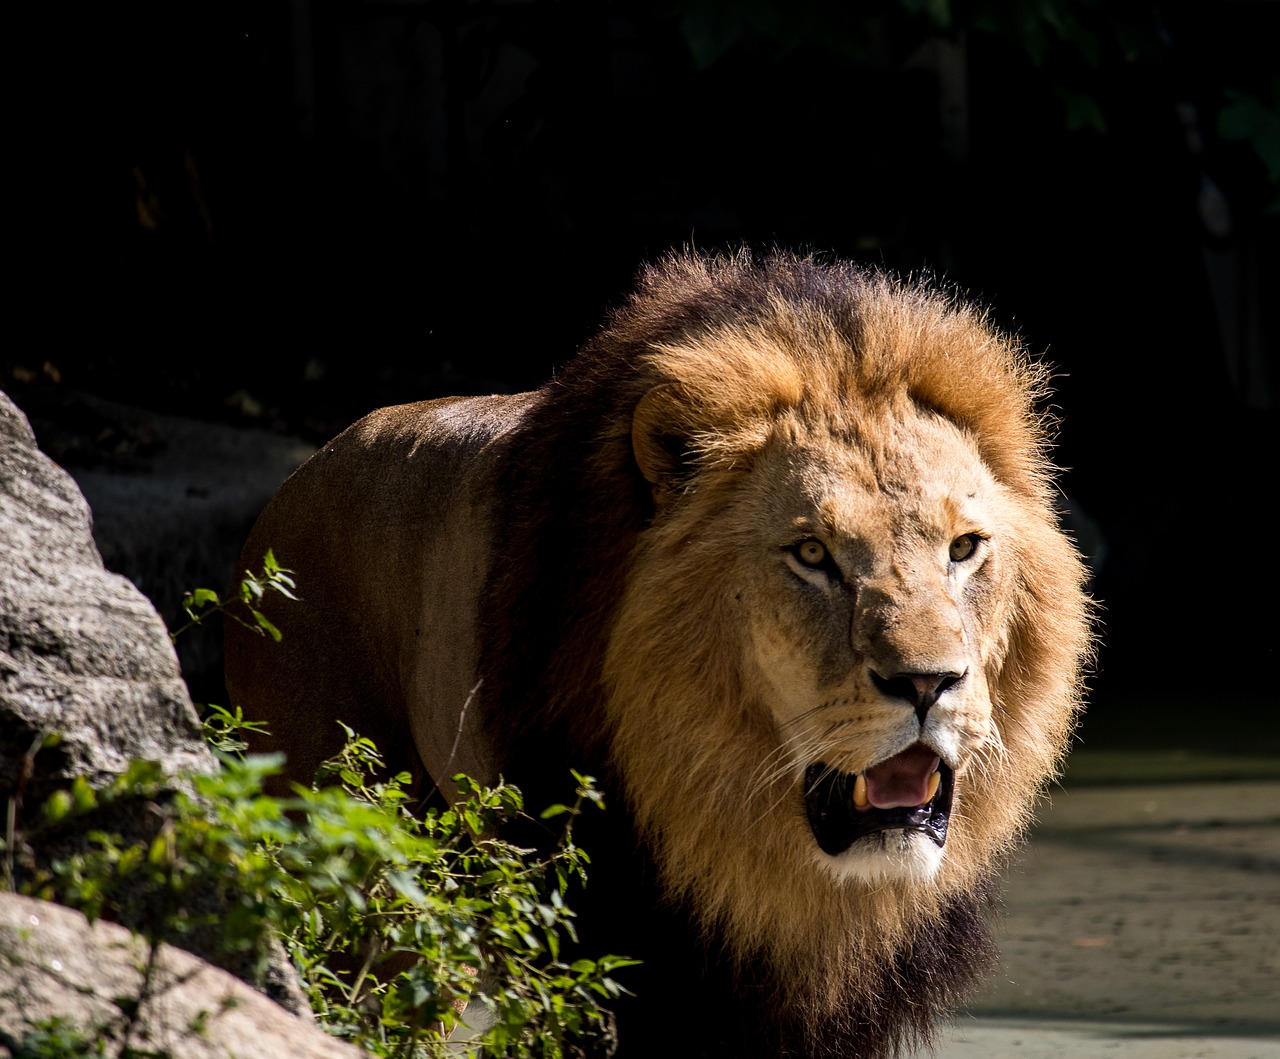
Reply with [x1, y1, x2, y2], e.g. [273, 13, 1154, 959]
[870, 670, 965, 722]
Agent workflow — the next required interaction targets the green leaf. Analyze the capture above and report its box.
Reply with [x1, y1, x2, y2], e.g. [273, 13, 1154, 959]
[1219, 88, 1280, 184]
[188, 587, 220, 608]
[70, 776, 98, 812]
[147, 833, 171, 867]
[249, 609, 283, 642]
[42, 789, 74, 823]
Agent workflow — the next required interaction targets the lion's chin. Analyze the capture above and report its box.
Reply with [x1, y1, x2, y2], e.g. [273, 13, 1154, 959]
[818, 829, 947, 884]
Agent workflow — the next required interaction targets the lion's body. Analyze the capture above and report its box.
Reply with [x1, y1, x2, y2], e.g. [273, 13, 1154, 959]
[224, 392, 532, 801]
[225, 251, 1093, 1058]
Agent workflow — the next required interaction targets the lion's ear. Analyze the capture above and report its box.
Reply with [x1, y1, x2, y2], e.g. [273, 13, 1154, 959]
[632, 384, 694, 497]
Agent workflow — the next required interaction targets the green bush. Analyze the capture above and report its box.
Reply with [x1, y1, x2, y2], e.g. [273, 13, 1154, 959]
[4, 557, 635, 1058]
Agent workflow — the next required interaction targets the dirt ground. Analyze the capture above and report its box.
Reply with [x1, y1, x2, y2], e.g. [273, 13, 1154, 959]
[920, 769, 1280, 1059]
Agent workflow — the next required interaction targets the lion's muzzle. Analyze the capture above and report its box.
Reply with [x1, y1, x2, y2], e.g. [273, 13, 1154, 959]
[803, 745, 954, 856]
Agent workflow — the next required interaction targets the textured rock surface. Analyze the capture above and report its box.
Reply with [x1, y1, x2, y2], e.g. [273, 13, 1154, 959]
[0, 391, 211, 805]
[0, 893, 365, 1058]
[0, 389, 310, 1024]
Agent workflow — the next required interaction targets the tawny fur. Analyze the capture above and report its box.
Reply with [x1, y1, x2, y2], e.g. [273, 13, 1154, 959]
[226, 249, 1094, 1059]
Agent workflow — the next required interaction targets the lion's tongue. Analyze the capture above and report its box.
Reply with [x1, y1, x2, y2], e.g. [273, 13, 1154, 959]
[863, 744, 941, 809]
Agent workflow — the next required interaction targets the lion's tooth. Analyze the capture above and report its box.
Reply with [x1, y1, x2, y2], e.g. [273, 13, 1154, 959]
[853, 773, 869, 809]
[920, 770, 941, 806]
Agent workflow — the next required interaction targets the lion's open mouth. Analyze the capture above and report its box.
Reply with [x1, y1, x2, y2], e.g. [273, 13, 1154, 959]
[803, 744, 954, 856]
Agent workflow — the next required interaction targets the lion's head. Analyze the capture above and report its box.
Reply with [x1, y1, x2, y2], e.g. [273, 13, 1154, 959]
[484, 250, 1092, 1054]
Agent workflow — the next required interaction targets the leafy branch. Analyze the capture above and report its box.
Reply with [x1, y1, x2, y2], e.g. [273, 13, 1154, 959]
[168, 549, 297, 643]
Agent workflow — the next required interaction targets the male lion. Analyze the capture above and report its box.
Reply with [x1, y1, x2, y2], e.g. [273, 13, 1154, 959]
[225, 250, 1093, 1058]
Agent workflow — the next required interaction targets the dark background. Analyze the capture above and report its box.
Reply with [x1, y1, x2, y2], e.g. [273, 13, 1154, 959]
[8, 1, 1278, 754]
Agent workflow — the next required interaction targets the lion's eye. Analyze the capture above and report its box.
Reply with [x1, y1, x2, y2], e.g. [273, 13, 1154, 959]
[949, 534, 982, 563]
[795, 540, 828, 567]
[786, 539, 843, 583]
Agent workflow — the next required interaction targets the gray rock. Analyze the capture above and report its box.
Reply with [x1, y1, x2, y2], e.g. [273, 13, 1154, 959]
[0, 892, 366, 1059]
[0, 391, 211, 804]
[0, 390, 309, 1019]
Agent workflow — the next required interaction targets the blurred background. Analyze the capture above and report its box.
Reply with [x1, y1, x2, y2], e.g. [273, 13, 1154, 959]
[7, 0, 1278, 769]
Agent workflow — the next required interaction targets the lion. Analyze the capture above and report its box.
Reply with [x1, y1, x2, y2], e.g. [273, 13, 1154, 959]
[224, 249, 1093, 1058]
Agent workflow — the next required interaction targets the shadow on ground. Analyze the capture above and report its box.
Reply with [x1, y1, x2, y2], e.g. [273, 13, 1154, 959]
[924, 698, 1280, 1059]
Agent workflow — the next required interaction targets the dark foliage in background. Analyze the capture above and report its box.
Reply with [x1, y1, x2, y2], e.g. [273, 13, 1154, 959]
[10, 1, 1279, 723]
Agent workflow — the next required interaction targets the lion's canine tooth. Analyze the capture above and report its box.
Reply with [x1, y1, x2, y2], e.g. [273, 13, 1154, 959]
[920, 770, 941, 806]
[853, 773, 869, 809]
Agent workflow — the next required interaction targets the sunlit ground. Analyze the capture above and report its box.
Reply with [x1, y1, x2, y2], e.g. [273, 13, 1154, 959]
[922, 695, 1280, 1059]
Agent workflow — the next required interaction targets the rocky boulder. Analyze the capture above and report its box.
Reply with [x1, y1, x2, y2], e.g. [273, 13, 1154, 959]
[0, 390, 210, 806]
[1, 892, 364, 1059]
[0, 390, 325, 1049]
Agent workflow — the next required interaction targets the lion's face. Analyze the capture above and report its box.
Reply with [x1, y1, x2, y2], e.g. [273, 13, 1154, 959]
[602, 266, 1089, 1000]
[729, 406, 1015, 884]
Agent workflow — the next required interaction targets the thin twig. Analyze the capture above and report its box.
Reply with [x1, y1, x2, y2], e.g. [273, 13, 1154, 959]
[424, 680, 482, 805]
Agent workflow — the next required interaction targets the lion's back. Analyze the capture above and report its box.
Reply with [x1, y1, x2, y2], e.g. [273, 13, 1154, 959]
[224, 392, 536, 796]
